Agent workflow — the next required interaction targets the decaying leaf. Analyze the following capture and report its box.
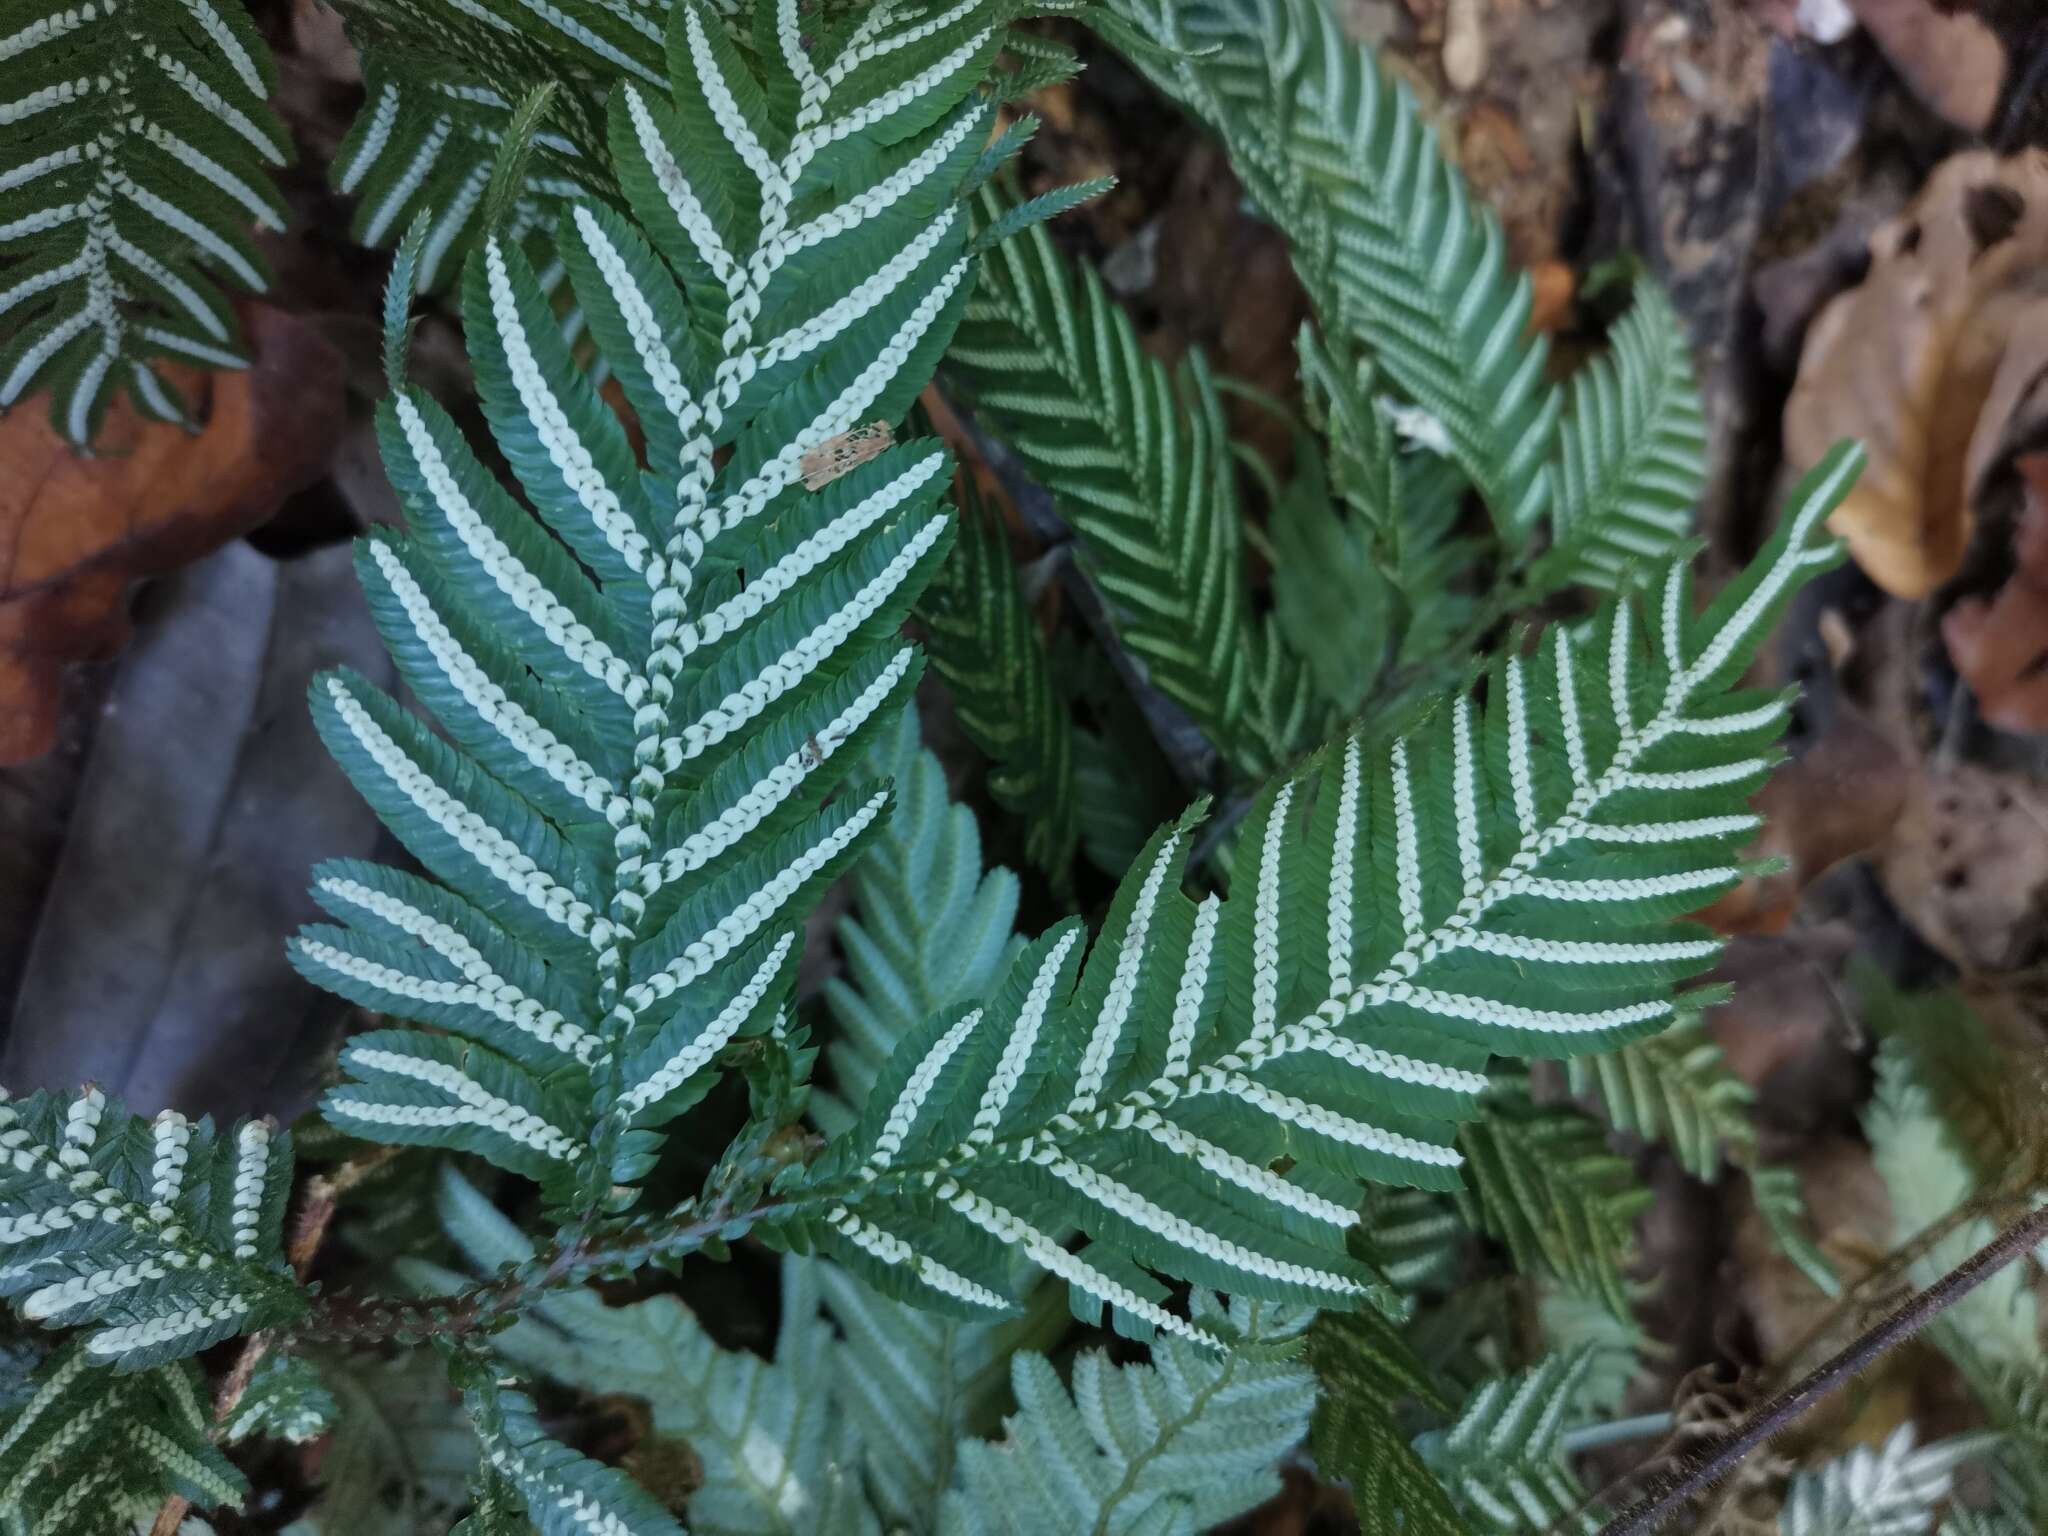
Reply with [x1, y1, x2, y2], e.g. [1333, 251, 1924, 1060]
[1878, 761, 2048, 975]
[1784, 150, 2048, 598]
[1846, 0, 2005, 133]
[1943, 454, 2048, 733]
[799, 419, 895, 490]
[0, 305, 345, 763]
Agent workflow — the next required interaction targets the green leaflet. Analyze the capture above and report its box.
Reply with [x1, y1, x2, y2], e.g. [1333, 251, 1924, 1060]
[1101, 0, 1559, 541]
[0, 1342, 246, 1535]
[790, 444, 1863, 1342]
[294, 0, 1098, 1209]
[282, 1349, 480, 1535]
[223, 1354, 336, 1446]
[331, 0, 1084, 288]
[938, 1293, 1316, 1536]
[815, 706, 1024, 1138]
[1780, 1425, 2002, 1536]
[1456, 1079, 1649, 1322]
[1417, 1351, 1602, 1534]
[0, 0, 291, 443]
[0, 1088, 302, 1370]
[949, 184, 1323, 780]
[918, 478, 1083, 885]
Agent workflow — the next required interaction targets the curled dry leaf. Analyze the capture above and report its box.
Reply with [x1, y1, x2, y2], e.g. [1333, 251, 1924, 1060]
[1784, 150, 2048, 598]
[1943, 454, 2048, 733]
[0, 305, 344, 763]
[1846, 0, 2004, 133]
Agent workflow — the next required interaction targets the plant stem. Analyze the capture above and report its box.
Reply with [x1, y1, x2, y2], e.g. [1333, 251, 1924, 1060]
[1591, 1199, 2048, 1536]
[1561, 1413, 1676, 1457]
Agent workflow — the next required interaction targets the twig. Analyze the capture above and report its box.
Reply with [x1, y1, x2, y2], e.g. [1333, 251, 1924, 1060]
[1591, 1199, 2048, 1536]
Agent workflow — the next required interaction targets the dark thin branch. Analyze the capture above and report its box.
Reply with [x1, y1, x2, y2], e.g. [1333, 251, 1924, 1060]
[1592, 1199, 2048, 1536]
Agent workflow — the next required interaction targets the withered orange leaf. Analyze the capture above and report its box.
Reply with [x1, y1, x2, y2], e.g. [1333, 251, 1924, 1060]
[0, 305, 344, 764]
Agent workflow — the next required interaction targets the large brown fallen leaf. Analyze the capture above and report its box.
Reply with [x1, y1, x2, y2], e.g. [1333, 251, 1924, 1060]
[1943, 454, 2048, 732]
[1878, 760, 2048, 975]
[1784, 150, 2048, 598]
[0, 304, 344, 763]
[0, 540, 390, 1122]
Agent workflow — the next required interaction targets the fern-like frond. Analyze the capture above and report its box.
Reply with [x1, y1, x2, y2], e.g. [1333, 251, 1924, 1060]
[1780, 1425, 2000, 1536]
[815, 707, 1023, 1138]
[1310, 1304, 1468, 1536]
[1568, 1013, 1748, 1181]
[461, 1365, 690, 1536]
[789, 446, 1862, 1341]
[334, 0, 1083, 284]
[938, 1292, 1316, 1536]
[425, 1169, 877, 1536]
[223, 1353, 336, 1445]
[1867, 1025, 2045, 1377]
[0, 1088, 301, 1368]
[297, 0, 1087, 1208]
[918, 479, 1082, 882]
[1418, 1351, 1601, 1533]
[0, 0, 290, 442]
[1102, 0, 1558, 540]
[0, 1342, 246, 1534]
[1539, 282, 1707, 591]
[1456, 1079, 1647, 1320]
[948, 186, 1323, 778]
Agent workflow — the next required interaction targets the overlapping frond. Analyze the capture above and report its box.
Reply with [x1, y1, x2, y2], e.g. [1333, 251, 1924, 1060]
[1102, 0, 1558, 540]
[1419, 1351, 1601, 1533]
[1311, 1304, 1468, 1536]
[1568, 1013, 1750, 1181]
[1456, 1082, 1648, 1321]
[0, 0, 290, 442]
[0, 1088, 302, 1369]
[1540, 282, 1708, 590]
[918, 479, 1082, 881]
[815, 706, 1023, 1137]
[462, 1367, 690, 1536]
[297, 0, 1087, 1206]
[333, 0, 1085, 285]
[428, 1169, 878, 1536]
[948, 186, 1323, 779]
[939, 1293, 1316, 1536]
[0, 1342, 246, 1534]
[1781, 1426, 2000, 1536]
[223, 1353, 337, 1445]
[789, 446, 1862, 1342]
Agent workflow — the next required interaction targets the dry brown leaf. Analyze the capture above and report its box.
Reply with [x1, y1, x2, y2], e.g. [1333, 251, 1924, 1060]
[1878, 761, 2048, 975]
[1846, 0, 2004, 133]
[1784, 150, 2048, 598]
[0, 304, 344, 764]
[1694, 697, 1908, 935]
[1943, 455, 2048, 732]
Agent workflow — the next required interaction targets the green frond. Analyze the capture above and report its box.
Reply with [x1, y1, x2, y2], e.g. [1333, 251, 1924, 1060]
[462, 1367, 690, 1536]
[949, 184, 1325, 779]
[1781, 1425, 2001, 1536]
[297, 0, 1093, 1208]
[1102, 0, 1558, 542]
[938, 1293, 1317, 1536]
[333, 0, 1076, 286]
[815, 705, 1024, 1138]
[789, 446, 1863, 1341]
[1539, 281, 1707, 591]
[1456, 1081, 1648, 1322]
[0, 1342, 246, 1535]
[1418, 1351, 1602, 1534]
[223, 1354, 337, 1446]
[0, 0, 290, 443]
[1568, 1013, 1750, 1182]
[1866, 1021, 2045, 1379]
[1533, 1281, 1650, 1419]
[0, 1088, 303, 1369]
[918, 479, 1082, 884]
[426, 1169, 879, 1536]
[1309, 1302, 1468, 1536]
[287, 1349, 480, 1533]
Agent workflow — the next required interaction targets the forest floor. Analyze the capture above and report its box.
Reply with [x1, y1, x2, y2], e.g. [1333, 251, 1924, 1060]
[1, 1, 2045, 1530]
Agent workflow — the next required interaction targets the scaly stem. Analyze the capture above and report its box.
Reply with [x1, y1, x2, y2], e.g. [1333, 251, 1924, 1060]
[1592, 1200, 2048, 1536]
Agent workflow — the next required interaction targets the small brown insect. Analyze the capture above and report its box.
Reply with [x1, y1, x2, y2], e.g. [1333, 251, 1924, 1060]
[799, 419, 894, 489]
